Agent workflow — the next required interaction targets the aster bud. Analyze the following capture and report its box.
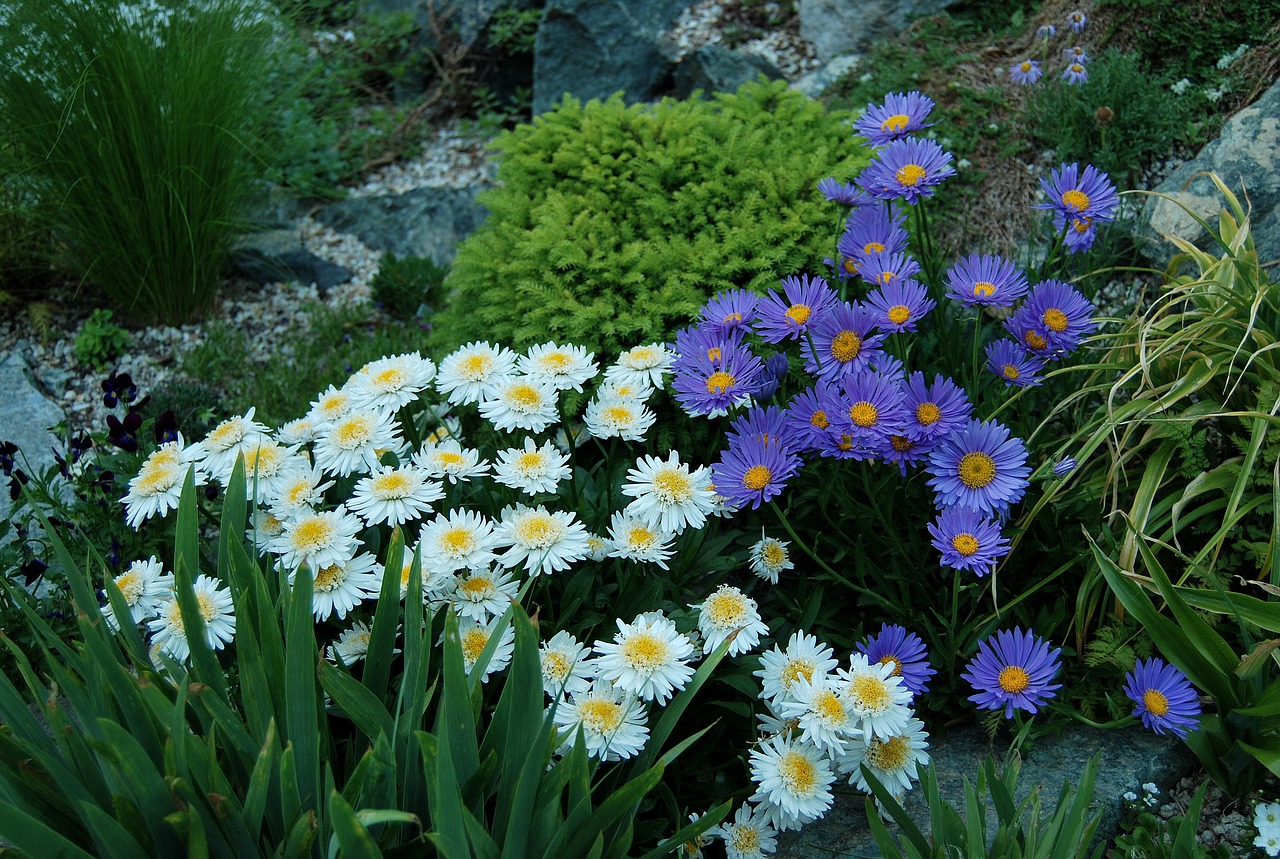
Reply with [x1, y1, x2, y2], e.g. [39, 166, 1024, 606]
[1095, 106, 1115, 125]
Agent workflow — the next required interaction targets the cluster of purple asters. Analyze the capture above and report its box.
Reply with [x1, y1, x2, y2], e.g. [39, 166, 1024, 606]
[842, 91, 955, 206]
[1011, 10, 1091, 86]
[1034, 162, 1121, 253]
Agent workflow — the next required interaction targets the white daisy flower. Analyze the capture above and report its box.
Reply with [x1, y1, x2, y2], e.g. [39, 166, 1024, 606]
[422, 415, 463, 446]
[755, 631, 839, 703]
[694, 585, 768, 656]
[412, 438, 489, 484]
[606, 510, 675, 569]
[492, 437, 571, 496]
[583, 395, 657, 442]
[386, 541, 457, 602]
[836, 714, 930, 796]
[539, 630, 595, 699]
[552, 422, 592, 455]
[234, 437, 301, 501]
[313, 407, 405, 477]
[519, 341, 598, 392]
[348, 465, 444, 526]
[327, 620, 373, 666]
[450, 566, 520, 622]
[748, 735, 835, 831]
[585, 533, 610, 561]
[1257, 801, 1280, 833]
[776, 672, 854, 757]
[137, 434, 206, 478]
[837, 653, 914, 743]
[707, 803, 778, 859]
[101, 556, 173, 632]
[268, 507, 362, 573]
[593, 376, 655, 403]
[346, 352, 436, 412]
[418, 508, 499, 575]
[268, 463, 333, 520]
[621, 452, 717, 535]
[478, 376, 560, 433]
[277, 417, 319, 445]
[459, 616, 515, 683]
[292, 551, 382, 621]
[681, 811, 711, 859]
[749, 532, 794, 584]
[199, 407, 270, 479]
[307, 385, 354, 425]
[756, 697, 803, 742]
[593, 612, 696, 704]
[248, 509, 287, 554]
[604, 343, 673, 390]
[122, 462, 185, 529]
[435, 341, 519, 405]
[147, 574, 236, 663]
[493, 504, 590, 577]
[552, 680, 649, 761]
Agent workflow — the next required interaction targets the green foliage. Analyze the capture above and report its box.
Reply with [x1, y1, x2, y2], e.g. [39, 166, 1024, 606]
[0, 0, 278, 323]
[370, 252, 447, 320]
[1112, 783, 1228, 859]
[864, 754, 1105, 859]
[74, 309, 132, 370]
[486, 7, 540, 55]
[431, 79, 872, 359]
[1025, 50, 1193, 184]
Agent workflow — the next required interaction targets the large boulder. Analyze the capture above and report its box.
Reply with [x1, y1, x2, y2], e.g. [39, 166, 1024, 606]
[797, 0, 961, 62]
[532, 0, 691, 115]
[669, 43, 784, 100]
[0, 352, 66, 547]
[314, 186, 488, 265]
[231, 230, 353, 292]
[1142, 78, 1280, 271]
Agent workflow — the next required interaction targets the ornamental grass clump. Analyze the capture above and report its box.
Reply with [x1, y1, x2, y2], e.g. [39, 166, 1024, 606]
[0, 0, 278, 323]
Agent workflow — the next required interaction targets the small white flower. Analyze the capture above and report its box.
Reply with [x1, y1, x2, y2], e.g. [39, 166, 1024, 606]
[346, 352, 436, 411]
[348, 465, 444, 526]
[493, 504, 590, 577]
[1257, 831, 1280, 858]
[708, 803, 777, 859]
[604, 343, 673, 390]
[492, 437, 571, 496]
[328, 621, 373, 665]
[756, 631, 839, 703]
[248, 509, 287, 554]
[748, 735, 835, 831]
[694, 584, 768, 656]
[1256, 801, 1280, 832]
[776, 672, 854, 756]
[594, 376, 655, 403]
[148, 575, 236, 663]
[749, 531, 794, 584]
[621, 451, 717, 535]
[458, 616, 515, 683]
[435, 341, 518, 405]
[1122, 791, 1139, 802]
[539, 630, 595, 699]
[450, 566, 520, 622]
[101, 556, 173, 632]
[277, 417, 319, 445]
[593, 612, 696, 704]
[292, 552, 382, 621]
[313, 407, 405, 477]
[836, 714, 930, 796]
[583, 395, 657, 442]
[606, 510, 675, 569]
[307, 385, 353, 425]
[418, 509, 499, 575]
[412, 439, 489, 484]
[122, 462, 185, 529]
[233, 437, 301, 501]
[268, 463, 334, 520]
[837, 653, 914, 743]
[552, 680, 649, 761]
[268, 507, 362, 573]
[585, 533, 610, 561]
[519, 341, 598, 391]
[199, 407, 270, 479]
[478, 376, 560, 433]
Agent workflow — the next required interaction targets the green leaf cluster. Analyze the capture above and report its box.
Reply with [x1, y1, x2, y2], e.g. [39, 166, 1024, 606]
[73, 309, 132, 371]
[370, 253, 448, 321]
[429, 79, 871, 359]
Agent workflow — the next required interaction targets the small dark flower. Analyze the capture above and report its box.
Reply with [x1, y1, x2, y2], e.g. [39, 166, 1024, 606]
[18, 557, 48, 586]
[106, 411, 143, 452]
[204, 483, 221, 502]
[8, 469, 29, 500]
[154, 409, 180, 445]
[0, 440, 18, 477]
[101, 370, 139, 408]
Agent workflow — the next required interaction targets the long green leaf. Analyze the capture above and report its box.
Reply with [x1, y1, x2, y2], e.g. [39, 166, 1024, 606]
[418, 731, 470, 859]
[0, 798, 98, 859]
[327, 790, 386, 859]
[172, 468, 228, 699]
[284, 563, 321, 817]
[320, 661, 395, 742]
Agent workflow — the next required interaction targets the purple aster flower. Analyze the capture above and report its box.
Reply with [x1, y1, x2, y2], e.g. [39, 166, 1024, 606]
[1062, 62, 1089, 85]
[857, 250, 921, 290]
[853, 91, 936, 145]
[1052, 456, 1077, 477]
[1061, 215, 1100, 253]
[728, 404, 791, 450]
[1009, 59, 1043, 85]
[802, 301, 884, 383]
[1063, 45, 1091, 64]
[926, 418, 1030, 514]
[880, 432, 937, 476]
[754, 274, 839, 343]
[836, 204, 910, 281]
[672, 333, 764, 418]
[963, 628, 1062, 718]
[784, 384, 840, 452]
[673, 322, 747, 366]
[1066, 10, 1087, 33]
[901, 372, 972, 442]
[1035, 163, 1120, 230]
[818, 177, 871, 208]
[1004, 279, 1096, 358]
[985, 339, 1048, 387]
[1124, 658, 1201, 739]
[865, 280, 936, 333]
[857, 138, 956, 205]
[1036, 24, 1056, 39]
[858, 623, 936, 697]
[944, 254, 1030, 308]
[757, 352, 791, 400]
[700, 289, 759, 335]
[711, 433, 802, 510]
[871, 353, 907, 384]
[927, 506, 1012, 576]
[832, 371, 907, 445]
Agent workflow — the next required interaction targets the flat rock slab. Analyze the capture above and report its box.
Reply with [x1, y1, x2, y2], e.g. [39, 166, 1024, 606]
[314, 186, 488, 266]
[776, 725, 1194, 858]
[0, 351, 66, 545]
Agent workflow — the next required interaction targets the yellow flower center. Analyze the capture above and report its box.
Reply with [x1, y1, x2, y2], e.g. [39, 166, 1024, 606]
[878, 655, 903, 676]
[373, 472, 412, 497]
[779, 750, 819, 795]
[785, 304, 812, 326]
[515, 452, 545, 472]
[705, 370, 736, 395]
[135, 466, 179, 496]
[731, 827, 761, 853]
[706, 346, 722, 362]
[515, 513, 559, 547]
[460, 354, 492, 380]
[440, 526, 477, 555]
[1143, 688, 1170, 717]
[972, 281, 996, 298]
[652, 468, 693, 503]
[887, 305, 911, 325]
[705, 591, 748, 627]
[830, 330, 862, 363]
[1073, 217, 1092, 233]
[879, 271, 896, 284]
[958, 452, 997, 488]
[810, 410, 830, 430]
[998, 665, 1030, 693]
[1020, 61, 1032, 72]
[604, 404, 634, 424]
[115, 571, 142, 604]
[722, 312, 742, 324]
[373, 367, 405, 389]
[335, 415, 373, 449]
[866, 735, 911, 771]
[890, 435, 913, 452]
[916, 402, 941, 426]
[762, 542, 787, 568]
[1024, 330, 1048, 351]
[164, 591, 217, 633]
[459, 576, 495, 600]
[461, 628, 489, 664]
[578, 698, 623, 733]
[286, 480, 312, 506]
[543, 650, 570, 681]
[864, 241, 886, 255]
[952, 533, 980, 556]
[621, 632, 669, 671]
[880, 113, 911, 133]
[1003, 364, 1020, 381]
[1043, 308, 1069, 332]
[742, 464, 773, 491]
[843, 257, 859, 274]
[208, 420, 243, 448]
[437, 451, 465, 467]
[849, 674, 891, 711]
[811, 689, 846, 724]
[292, 517, 333, 552]
[626, 525, 658, 551]
[849, 402, 878, 428]
[314, 564, 345, 593]
[506, 384, 543, 410]
[781, 659, 814, 691]
[896, 163, 927, 187]
[317, 393, 348, 417]
[1061, 189, 1090, 212]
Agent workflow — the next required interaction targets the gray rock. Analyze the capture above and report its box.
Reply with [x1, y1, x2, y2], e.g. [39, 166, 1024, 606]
[313, 186, 488, 265]
[775, 725, 1194, 858]
[797, 0, 961, 62]
[791, 53, 861, 100]
[1141, 78, 1280, 271]
[532, 0, 690, 115]
[0, 352, 66, 545]
[231, 230, 353, 291]
[669, 44, 784, 100]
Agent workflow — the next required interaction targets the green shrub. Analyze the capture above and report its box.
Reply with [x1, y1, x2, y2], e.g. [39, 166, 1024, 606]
[1025, 49, 1193, 184]
[74, 309, 131, 370]
[0, 0, 278, 323]
[430, 79, 871, 359]
[370, 252, 447, 320]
